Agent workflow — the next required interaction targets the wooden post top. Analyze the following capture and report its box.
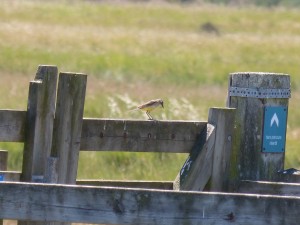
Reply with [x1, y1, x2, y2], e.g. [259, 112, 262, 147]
[230, 72, 290, 89]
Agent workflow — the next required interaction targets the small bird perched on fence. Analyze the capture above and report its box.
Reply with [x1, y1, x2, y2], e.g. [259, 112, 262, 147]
[132, 99, 164, 120]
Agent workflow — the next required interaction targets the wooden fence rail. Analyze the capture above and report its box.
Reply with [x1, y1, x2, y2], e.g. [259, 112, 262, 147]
[81, 118, 207, 153]
[1, 182, 300, 225]
[0, 110, 207, 153]
[0, 110, 26, 142]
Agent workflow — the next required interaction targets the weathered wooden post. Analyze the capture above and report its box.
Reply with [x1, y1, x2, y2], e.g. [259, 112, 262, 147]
[34, 71, 86, 225]
[0, 150, 8, 171]
[227, 72, 290, 189]
[21, 65, 58, 182]
[47, 72, 87, 184]
[19, 66, 58, 225]
[209, 108, 235, 192]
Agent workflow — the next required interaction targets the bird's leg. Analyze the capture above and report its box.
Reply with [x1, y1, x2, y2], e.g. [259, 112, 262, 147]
[146, 111, 153, 120]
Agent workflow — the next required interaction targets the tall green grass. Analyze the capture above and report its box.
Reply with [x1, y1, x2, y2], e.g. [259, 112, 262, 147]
[1, 1, 300, 180]
[1, 1, 300, 87]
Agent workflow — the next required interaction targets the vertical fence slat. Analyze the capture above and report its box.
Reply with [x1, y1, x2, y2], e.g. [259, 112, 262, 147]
[21, 80, 41, 182]
[208, 107, 235, 192]
[0, 150, 8, 171]
[21, 65, 58, 182]
[19, 66, 58, 225]
[50, 72, 87, 184]
[44, 72, 86, 225]
[33, 65, 58, 180]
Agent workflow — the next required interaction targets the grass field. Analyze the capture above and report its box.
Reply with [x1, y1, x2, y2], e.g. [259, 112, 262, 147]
[0, 0, 300, 181]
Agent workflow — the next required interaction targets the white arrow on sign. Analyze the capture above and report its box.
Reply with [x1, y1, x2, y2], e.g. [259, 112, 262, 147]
[270, 113, 279, 127]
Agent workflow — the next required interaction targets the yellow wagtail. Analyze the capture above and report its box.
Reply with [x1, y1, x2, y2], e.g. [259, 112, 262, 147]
[134, 99, 164, 120]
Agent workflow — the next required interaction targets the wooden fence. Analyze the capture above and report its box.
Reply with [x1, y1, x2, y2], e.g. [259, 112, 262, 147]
[0, 66, 299, 225]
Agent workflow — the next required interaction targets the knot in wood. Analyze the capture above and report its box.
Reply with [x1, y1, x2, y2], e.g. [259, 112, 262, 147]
[99, 132, 104, 138]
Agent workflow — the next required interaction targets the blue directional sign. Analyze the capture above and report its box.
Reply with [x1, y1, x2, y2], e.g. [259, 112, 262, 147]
[262, 106, 288, 153]
[0, 174, 4, 181]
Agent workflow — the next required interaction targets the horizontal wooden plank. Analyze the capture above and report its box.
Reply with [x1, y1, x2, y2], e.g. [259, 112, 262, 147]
[0, 110, 206, 153]
[239, 180, 300, 196]
[0, 110, 26, 142]
[0, 171, 21, 181]
[1, 182, 300, 224]
[76, 180, 173, 190]
[277, 173, 300, 183]
[0, 172, 174, 190]
[80, 119, 207, 153]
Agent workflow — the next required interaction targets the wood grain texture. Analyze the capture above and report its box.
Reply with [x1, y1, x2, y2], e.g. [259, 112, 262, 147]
[18, 65, 59, 225]
[47, 72, 86, 225]
[0, 110, 206, 154]
[1, 174, 174, 190]
[0, 110, 26, 142]
[208, 108, 235, 192]
[21, 81, 41, 181]
[174, 124, 216, 191]
[51, 72, 87, 184]
[44, 157, 58, 183]
[1, 182, 300, 225]
[80, 119, 206, 153]
[0, 172, 20, 181]
[239, 180, 300, 196]
[76, 180, 174, 190]
[21, 66, 58, 182]
[0, 150, 8, 171]
[277, 173, 300, 183]
[227, 73, 290, 187]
